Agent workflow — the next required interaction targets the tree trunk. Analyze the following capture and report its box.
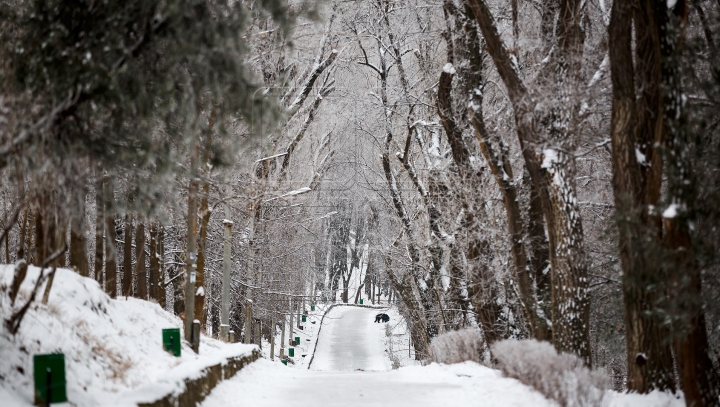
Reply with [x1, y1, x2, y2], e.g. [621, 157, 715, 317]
[69, 189, 89, 277]
[17, 204, 29, 261]
[173, 263, 185, 316]
[149, 223, 159, 301]
[104, 182, 117, 298]
[184, 144, 199, 342]
[4, 202, 11, 264]
[94, 182, 104, 283]
[135, 221, 146, 299]
[608, 0, 676, 392]
[221, 213, 232, 341]
[27, 208, 36, 265]
[659, 1, 720, 403]
[526, 175, 551, 332]
[53, 214, 65, 269]
[195, 182, 210, 327]
[158, 226, 166, 309]
[34, 204, 46, 267]
[15, 164, 28, 261]
[123, 214, 133, 297]
[383, 259, 430, 359]
[666, 218, 720, 406]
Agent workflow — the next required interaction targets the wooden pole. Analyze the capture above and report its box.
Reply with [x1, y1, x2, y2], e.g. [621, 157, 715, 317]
[280, 309, 286, 358]
[270, 313, 275, 360]
[288, 298, 294, 345]
[221, 201, 233, 342]
[184, 143, 199, 343]
[244, 200, 255, 344]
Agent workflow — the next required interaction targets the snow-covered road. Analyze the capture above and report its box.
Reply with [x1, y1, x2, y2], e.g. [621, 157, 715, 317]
[309, 306, 390, 371]
[200, 306, 554, 407]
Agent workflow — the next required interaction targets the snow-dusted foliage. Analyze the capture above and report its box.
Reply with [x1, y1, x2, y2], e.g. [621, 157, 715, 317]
[492, 339, 609, 407]
[427, 328, 484, 365]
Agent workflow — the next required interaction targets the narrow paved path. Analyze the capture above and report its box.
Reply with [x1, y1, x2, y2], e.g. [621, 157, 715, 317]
[310, 306, 389, 371]
[200, 306, 554, 407]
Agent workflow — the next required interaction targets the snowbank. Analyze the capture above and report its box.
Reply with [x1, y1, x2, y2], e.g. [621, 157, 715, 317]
[0, 265, 256, 407]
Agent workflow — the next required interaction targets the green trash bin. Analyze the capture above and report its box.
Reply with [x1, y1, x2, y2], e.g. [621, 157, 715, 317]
[295, 336, 300, 344]
[360, 299, 364, 305]
[162, 328, 182, 357]
[34, 353, 67, 405]
[282, 359, 288, 365]
[289, 348, 295, 357]
[301, 315, 307, 322]
[311, 304, 315, 311]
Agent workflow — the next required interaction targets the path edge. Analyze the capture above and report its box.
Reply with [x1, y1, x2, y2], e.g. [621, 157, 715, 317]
[135, 348, 261, 407]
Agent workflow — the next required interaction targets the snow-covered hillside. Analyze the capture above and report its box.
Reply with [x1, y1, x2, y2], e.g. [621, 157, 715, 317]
[0, 265, 255, 407]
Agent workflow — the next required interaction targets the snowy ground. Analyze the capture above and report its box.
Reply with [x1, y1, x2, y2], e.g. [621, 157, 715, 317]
[310, 306, 392, 371]
[201, 306, 685, 407]
[202, 306, 553, 407]
[260, 302, 416, 371]
[201, 358, 554, 407]
[0, 265, 256, 407]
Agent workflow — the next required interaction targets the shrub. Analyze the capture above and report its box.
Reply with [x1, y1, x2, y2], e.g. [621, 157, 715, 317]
[492, 339, 610, 407]
[427, 328, 484, 364]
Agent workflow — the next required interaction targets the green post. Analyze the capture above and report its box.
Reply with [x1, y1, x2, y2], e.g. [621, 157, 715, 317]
[289, 348, 295, 357]
[163, 328, 182, 357]
[34, 354, 67, 405]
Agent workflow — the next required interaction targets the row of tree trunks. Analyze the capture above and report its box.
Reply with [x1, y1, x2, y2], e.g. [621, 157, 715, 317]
[451, 6, 550, 341]
[68, 180, 167, 302]
[465, 0, 591, 365]
[9, 174, 168, 304]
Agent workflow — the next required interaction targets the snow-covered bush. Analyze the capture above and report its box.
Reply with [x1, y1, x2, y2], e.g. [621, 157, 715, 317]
[427, 328, 484, 364]
[492, 339, 609, 407]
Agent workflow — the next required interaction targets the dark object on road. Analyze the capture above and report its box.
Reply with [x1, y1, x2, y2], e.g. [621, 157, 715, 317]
[374, 313, 390, 323]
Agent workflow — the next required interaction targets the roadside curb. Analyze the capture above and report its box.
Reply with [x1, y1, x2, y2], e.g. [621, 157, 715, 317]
[133, 348, 261, 407]
[306, 303, 390, 369]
